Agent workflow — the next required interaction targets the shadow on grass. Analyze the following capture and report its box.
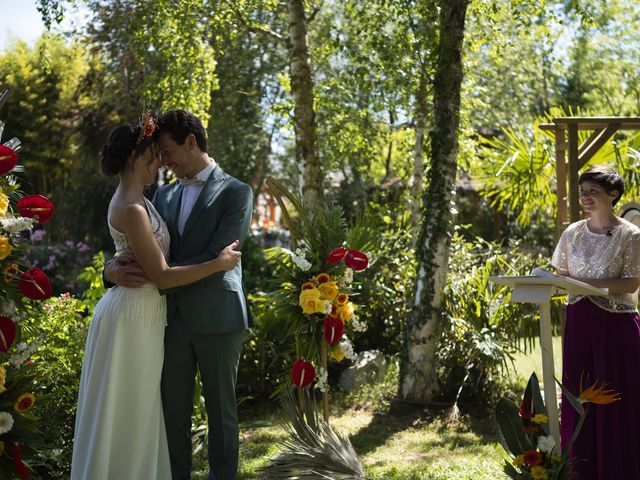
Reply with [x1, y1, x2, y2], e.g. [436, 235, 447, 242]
[349, 400, 501, 458]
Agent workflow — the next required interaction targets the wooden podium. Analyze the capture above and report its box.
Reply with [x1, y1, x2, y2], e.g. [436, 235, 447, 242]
[489, 273, 608, 448]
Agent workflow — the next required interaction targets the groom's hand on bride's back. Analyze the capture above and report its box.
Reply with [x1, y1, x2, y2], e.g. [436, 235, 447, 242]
[104, 254, 148, 288]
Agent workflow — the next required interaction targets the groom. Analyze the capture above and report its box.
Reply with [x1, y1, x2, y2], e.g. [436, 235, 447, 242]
[106, 109, 253, 479]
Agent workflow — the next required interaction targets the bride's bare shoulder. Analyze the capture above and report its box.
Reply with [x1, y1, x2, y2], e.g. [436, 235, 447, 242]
[108, 195, 147, 233]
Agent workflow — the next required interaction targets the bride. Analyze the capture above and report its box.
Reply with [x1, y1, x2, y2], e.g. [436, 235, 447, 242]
[70, 116, 240, 479]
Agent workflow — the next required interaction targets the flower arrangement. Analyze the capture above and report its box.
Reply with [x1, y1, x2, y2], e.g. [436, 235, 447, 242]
[260, 177, 370, 478]
[0, 85, 55, 478]
[496, 372, 619, 480]
[264, 178, 371, 413]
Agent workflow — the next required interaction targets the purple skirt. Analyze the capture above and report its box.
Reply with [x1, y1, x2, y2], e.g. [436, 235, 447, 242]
[561, 298, 640, 480]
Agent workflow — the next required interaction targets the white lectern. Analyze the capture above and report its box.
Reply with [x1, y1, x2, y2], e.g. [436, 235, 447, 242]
[489, 274, 608, 448]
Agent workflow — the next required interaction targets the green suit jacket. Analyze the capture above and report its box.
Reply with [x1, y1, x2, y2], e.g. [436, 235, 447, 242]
[153, 164, 253, 333]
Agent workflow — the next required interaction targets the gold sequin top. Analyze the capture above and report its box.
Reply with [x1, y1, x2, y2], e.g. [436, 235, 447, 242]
[551, 218, 640, 312]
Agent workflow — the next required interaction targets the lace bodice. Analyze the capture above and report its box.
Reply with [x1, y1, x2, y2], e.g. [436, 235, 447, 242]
[108, 198, 170, 260]
[552, 218, 640, 312]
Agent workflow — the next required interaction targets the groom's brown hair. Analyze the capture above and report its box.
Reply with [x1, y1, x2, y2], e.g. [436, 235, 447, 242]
[157, 109, 208, 153]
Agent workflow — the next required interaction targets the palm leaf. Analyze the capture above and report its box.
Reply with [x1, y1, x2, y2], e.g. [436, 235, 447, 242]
[260, 388, 366, 480]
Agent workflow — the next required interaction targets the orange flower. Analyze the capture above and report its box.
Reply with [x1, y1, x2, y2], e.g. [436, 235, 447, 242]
[522, 425, 540, 433]
[3, 262, 20, 282]
[14, 393, 35, 413]
[316, 273, 330, 284]
[301, 282, 315, 291]
[579, 372, 621, 405]
[522, 448, 542, 466]
[335, 293, 348, 306]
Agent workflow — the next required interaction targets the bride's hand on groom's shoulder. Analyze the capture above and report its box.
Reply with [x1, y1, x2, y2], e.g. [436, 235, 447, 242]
[105, 254, 149, 288]
[218, 240, 242, 272]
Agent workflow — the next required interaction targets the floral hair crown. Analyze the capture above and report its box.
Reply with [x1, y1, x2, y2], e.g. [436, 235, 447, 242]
[137, 109, 157, 144]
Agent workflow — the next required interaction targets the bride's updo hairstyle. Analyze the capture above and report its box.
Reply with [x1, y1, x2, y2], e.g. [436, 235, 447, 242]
[100, 124, 155, 176]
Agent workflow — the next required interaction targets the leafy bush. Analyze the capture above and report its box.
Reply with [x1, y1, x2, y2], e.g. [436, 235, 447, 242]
[437, 227, 549, 406]
[24, 253, 105, 477]
[25, 230, 96, 296]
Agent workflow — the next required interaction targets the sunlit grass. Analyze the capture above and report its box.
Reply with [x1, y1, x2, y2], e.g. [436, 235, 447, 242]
[193, 358, 516, 479]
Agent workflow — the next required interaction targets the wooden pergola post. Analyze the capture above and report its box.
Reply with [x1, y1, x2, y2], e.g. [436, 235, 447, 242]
[538, 117, 640, 236]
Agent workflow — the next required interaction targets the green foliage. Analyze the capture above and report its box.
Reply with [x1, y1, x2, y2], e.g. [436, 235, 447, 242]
[437, 229, 548, 404]
[26, 293, 90, 477]
[495, 373, 574, 480]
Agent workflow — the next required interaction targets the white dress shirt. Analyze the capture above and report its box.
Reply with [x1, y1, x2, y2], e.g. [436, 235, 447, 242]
[178, 160, 216, 235]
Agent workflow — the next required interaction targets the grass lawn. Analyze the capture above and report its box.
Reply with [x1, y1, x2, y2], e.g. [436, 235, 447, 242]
[191, 341, 564, 479]
[189, 357, 548, 480]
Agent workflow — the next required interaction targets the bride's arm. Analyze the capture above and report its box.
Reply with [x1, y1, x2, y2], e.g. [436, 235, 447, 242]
[118, 203, 241, 289]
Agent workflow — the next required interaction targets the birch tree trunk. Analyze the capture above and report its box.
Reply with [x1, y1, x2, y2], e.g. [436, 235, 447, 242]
[411, 70, 429, 231]
[401, 0, 468, 404]
[287, 0, 323, 205]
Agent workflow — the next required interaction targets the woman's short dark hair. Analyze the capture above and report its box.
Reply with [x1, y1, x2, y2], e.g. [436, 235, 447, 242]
[579, 165, 625, 206]
[100, 124, 155, 176]
[157, 109, 208, 153]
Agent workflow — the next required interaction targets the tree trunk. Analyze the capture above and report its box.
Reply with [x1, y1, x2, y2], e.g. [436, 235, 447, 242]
[401, 0, 468, 404]
[287, 0, 323, 205]
[411, 70, 429, 232]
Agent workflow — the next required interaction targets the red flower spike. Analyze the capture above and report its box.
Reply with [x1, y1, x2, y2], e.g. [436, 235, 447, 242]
[327, 247, 348, 264]
[0, 145, 18, 175]
[0, 316, 17, 352]
[10, 443, 30, 480]
[18, 268, 52, 300]
[324, 316, 345, 346]
[18, 195, 56, 223]
[291, 359, 315, 388]
[519, 398, 532, 420]
[344, 249, 369, 271]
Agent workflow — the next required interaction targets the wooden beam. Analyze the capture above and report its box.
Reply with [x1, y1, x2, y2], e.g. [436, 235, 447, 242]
[577, 124, 620, 168]
[567, 124, 580, 222]
[555, 128, 568, 239]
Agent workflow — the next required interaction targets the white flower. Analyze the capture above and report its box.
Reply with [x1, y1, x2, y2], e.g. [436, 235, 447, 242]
[290, 248, 312, 271]
[0, 412, 14, 434]
[9, 341, 37, 368]
[0, 299, 15, 316]
[314, 367, 329, 393]
[0, 216, 35, 234]
[537, 435, 557, 454]
[339, 336, 357, 362]
[339, 268, 354, 286]
[322, 300, 332, 315]
[351, 316, 367, 333]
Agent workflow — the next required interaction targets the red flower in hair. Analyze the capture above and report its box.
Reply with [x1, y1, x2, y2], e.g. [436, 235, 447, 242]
[17, 195, 55, 223]
[327, 247, 347, 264]
[291, 359, 315, 388]
[0, 145, 18, 175]
[344, 249, 369, 271]
[323, 316, 345, 346]
[0, 316, 17, 352]
[18, 268, 52, 300]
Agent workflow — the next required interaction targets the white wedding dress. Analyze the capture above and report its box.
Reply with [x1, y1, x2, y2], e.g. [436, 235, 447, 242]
[71, 198, 172, 480]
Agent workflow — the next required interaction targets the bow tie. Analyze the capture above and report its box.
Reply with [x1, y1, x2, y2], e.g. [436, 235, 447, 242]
[179, 177, 205, 186]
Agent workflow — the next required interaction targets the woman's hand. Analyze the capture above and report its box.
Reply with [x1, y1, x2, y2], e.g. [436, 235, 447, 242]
[217, 240, 242, 271]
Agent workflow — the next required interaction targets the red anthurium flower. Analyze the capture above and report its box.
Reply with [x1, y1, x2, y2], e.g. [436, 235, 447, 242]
[323, 316, 345, 346]
[344, 249, 369, 271]
[0, 145, 18, 175]
[18, 268, 52, 300]
[0, 316, 17, 352]
[18, 195, 55, 223]
[291, 359, 315, 388]
[10, 443, 30, 480]
[327, 247, 348, 264]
